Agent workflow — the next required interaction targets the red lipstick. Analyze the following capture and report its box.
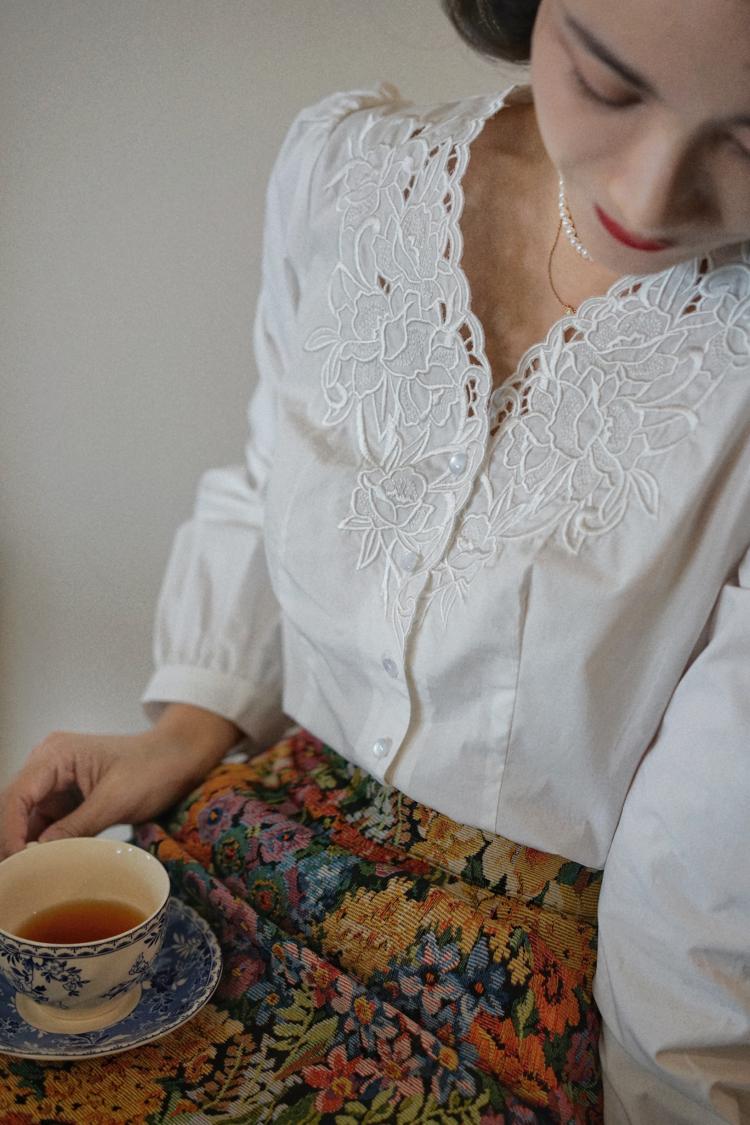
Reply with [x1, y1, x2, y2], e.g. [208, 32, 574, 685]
[595, 205, 673, 252]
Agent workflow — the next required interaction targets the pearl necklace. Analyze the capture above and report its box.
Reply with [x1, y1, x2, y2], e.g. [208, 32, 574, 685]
[547, 173, 593, 315]
[557, 173, 592, 260]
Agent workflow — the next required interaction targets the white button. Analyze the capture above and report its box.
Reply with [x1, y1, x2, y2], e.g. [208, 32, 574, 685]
[371, 738, 392, 759]
[402, 550, 420, 572]
[382, 656, 399, 679]
[448, 451, 467, 475]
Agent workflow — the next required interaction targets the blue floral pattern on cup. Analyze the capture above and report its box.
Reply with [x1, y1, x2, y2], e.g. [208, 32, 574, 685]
[0, 897, 221, 1060]
[0, 898, 169, 1009]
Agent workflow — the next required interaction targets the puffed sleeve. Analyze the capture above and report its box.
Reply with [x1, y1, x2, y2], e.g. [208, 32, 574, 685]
[594, 546, 750, 1124]
[141, 83, 401, 746]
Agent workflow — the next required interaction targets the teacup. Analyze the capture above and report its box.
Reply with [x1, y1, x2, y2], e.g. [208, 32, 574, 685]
[0, 837, 171, 1033]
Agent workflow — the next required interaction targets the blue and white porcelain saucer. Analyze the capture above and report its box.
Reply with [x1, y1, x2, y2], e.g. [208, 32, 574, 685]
[0, 896, 222, 1062]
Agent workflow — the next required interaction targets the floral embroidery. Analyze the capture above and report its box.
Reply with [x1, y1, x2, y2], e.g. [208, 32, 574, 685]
[304, 86, 750, 637]
[425, 257, 750, 621]
[305, 92, 500, 649]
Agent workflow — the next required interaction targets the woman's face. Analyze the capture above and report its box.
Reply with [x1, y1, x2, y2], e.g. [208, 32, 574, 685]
[530, 0, 750, 274]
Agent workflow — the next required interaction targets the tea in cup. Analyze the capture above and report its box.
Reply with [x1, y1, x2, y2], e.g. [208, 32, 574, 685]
[0, 836, 170, 1033]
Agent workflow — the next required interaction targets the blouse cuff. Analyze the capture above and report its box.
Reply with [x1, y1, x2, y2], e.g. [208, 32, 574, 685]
[141, 664, 286, 749]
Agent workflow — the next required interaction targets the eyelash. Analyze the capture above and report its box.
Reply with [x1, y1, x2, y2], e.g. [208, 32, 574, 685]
[570, 67, 636, 110]
[571, 68, 750, 163]
[729, 135, 750, 163]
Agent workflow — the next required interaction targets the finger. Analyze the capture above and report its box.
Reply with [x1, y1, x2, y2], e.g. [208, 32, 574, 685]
[25, 807, 54, 843]
[34, 787, 83, 824]
[25, 789, 82, 844]
[1, 789, 39, 857]
[1, 754, 76, 856]
[38, 777, 124, 843]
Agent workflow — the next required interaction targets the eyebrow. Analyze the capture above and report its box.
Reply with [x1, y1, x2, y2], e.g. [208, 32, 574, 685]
[562, 10, 657, 95]
[562, 7, 750, 128]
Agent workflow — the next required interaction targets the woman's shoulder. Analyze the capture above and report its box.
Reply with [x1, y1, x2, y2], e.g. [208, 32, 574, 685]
[265, 83, 405, 227]
[272, 81, 523, 181]
[273, 82, 406, 172]
[292, 82, 406, 130]
[267, 81, 522, 241]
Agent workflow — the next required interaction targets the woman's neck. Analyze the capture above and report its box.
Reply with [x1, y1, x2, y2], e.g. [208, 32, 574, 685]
[475, 98, 622, 308]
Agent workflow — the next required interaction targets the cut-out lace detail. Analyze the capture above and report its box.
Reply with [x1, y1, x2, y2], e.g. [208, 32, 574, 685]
[304, 90, 504, 649]
[304, 88, 750, 643]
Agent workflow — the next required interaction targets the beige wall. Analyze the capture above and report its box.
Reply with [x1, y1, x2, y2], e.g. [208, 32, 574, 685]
[0, 1, 520, 786]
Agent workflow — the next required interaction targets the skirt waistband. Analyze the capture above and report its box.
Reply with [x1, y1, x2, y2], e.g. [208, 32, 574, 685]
[251, 728, 602, 925]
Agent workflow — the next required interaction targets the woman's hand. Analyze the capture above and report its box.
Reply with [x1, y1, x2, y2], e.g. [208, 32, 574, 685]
[0, 705, 242, 860]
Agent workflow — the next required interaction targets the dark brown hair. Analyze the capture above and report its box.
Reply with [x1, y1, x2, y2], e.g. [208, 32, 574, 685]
[441, 0, 541, 65]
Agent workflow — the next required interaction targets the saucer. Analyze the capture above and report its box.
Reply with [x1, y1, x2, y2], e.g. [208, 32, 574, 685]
[0, 897, 222, 1062]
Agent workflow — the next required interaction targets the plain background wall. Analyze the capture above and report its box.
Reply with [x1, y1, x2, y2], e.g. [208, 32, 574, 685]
[1, 1, 520, 789]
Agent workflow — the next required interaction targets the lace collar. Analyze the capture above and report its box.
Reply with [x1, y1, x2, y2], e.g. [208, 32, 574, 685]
[304, 81, 750, 646]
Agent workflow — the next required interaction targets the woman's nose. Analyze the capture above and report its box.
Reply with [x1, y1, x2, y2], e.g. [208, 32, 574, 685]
[606, 128, 711, 237]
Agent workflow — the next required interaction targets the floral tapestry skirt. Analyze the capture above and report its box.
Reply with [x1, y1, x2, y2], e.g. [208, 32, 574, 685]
[0, 729, 603, 1123]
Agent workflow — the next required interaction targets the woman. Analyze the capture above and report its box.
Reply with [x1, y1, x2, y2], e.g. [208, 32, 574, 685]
[1, 0, 748, 1120]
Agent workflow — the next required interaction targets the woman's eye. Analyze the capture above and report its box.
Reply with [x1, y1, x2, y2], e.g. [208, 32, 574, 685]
[571, 68, 637, 110]
[729, 134, 750, 163]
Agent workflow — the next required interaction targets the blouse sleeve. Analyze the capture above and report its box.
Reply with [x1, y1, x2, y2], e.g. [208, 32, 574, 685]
[594, 546, 750, 1124]
[141, 84, 400, 746]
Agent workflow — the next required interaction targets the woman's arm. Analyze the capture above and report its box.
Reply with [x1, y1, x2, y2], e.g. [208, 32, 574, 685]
[1, 90, 383, 857]
[594, 547, 750, 1123]
[0, 702, 242, 857]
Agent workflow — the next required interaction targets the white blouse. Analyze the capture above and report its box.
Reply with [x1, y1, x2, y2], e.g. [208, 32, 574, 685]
[143, 82, 750, 1122]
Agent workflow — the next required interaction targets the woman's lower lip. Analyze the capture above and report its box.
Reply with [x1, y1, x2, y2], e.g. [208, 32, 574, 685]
[595, 206, 673, 252]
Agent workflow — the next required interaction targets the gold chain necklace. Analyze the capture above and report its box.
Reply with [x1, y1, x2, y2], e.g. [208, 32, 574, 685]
[547, 218, 576, 315]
